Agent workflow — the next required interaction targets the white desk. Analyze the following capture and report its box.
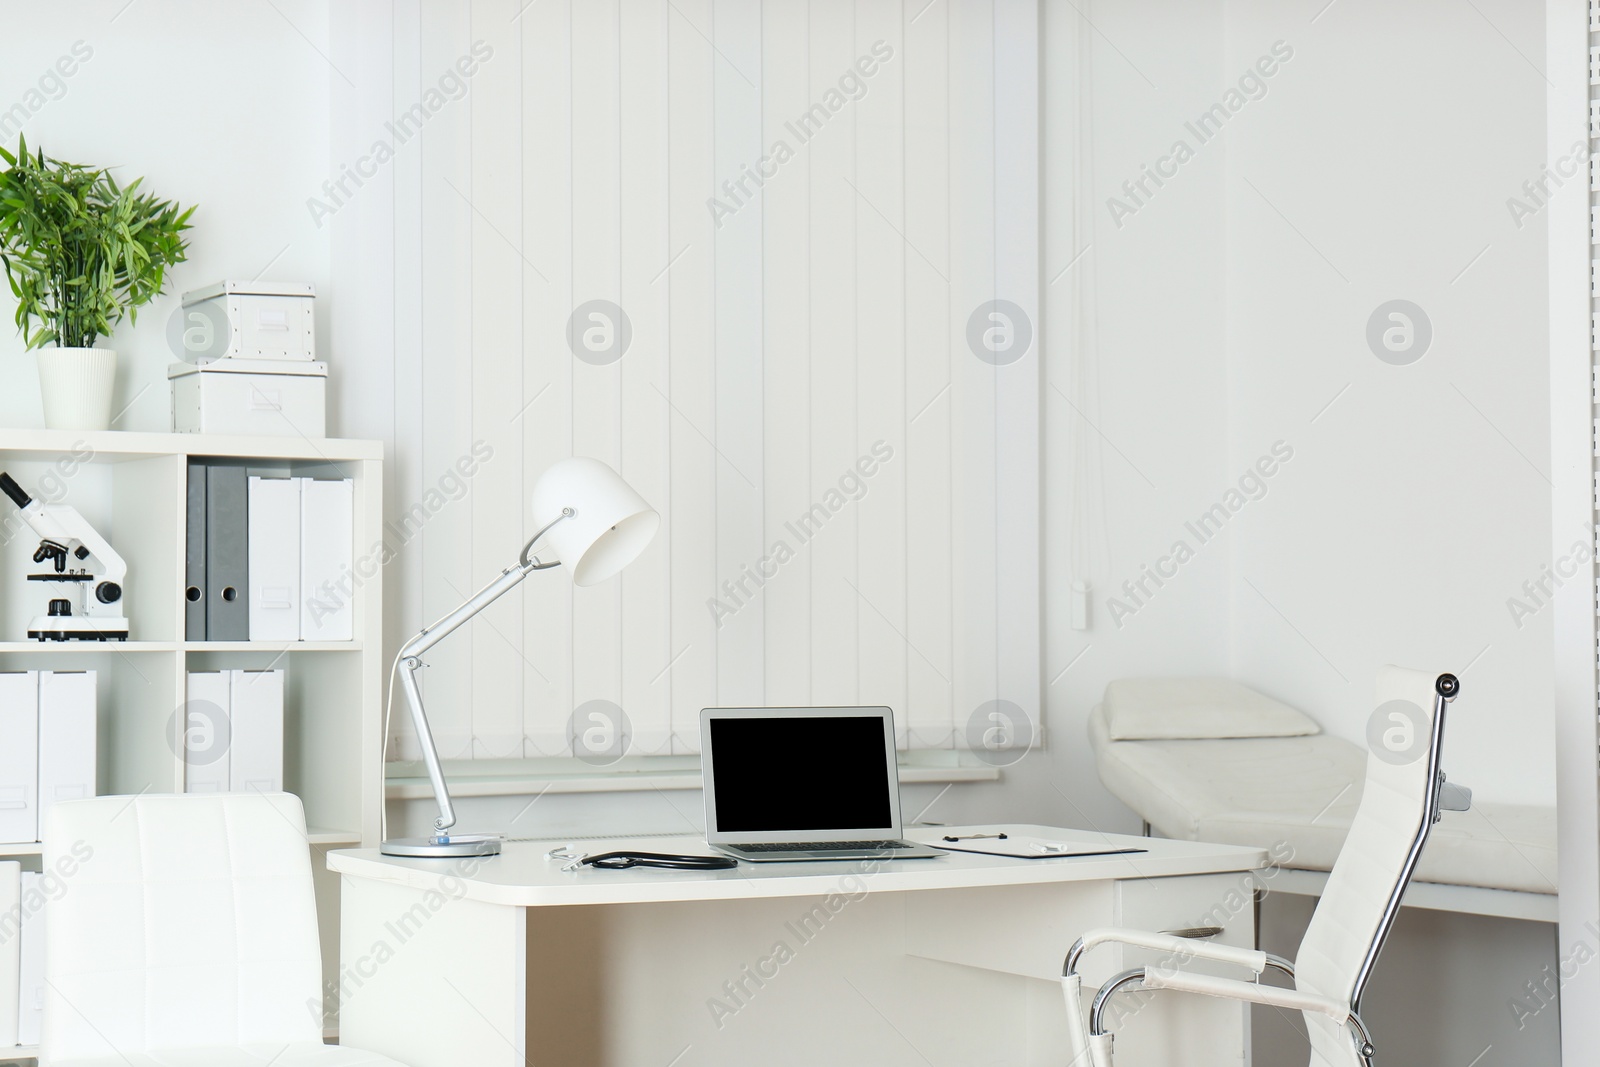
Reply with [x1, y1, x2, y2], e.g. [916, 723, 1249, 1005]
[330, 824, 1266, 1067]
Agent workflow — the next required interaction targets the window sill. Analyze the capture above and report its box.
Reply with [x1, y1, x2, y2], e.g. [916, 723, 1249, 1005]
[384, 761, 1001, 800]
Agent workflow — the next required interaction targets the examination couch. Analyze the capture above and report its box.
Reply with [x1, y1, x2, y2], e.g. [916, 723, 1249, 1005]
[1088, 678, 1556, 913]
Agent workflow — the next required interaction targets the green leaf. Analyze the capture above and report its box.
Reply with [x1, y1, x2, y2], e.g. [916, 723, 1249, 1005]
[0, 138, 194, 351]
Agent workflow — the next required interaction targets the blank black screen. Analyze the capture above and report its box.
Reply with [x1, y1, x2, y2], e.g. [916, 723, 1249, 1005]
[709, 715, 893, 832]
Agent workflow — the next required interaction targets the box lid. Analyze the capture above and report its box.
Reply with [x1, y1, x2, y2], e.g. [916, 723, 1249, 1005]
[182, 280, 316, 306]
[168, 359, 328, 380]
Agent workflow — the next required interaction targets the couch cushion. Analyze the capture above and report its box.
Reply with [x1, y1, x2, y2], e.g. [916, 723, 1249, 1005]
[1101, 677, 1320, 740]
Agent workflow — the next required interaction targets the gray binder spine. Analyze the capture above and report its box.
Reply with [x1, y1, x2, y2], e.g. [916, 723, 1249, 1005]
[204, 464, 249, 641]
[185, 461, 206, 641]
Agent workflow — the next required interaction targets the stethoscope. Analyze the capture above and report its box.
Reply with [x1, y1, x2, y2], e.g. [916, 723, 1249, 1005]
[546, 845, 738, 872]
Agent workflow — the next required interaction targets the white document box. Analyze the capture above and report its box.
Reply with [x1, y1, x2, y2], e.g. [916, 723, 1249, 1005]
[0, 860, 18, 1046]
[248, 477, 302, 641]
[17, 871, 41, 1046]
[183, 671, 231, 794]
[229, 669, 284, 794]
[178, 280, 316, 362]
[169, 359, 327, 438]
[37, 671, 96, 823]
[300, 478, 354, 641]
[0, 672, 37, 844]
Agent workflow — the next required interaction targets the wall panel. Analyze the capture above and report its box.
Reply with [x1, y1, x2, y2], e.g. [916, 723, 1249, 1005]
[414, 0, 477, 761]
[619, 0, 675, 756]
[347, 0, 1041, 764]
[468, 0, 526, 760]
[520, 0, 576, 756]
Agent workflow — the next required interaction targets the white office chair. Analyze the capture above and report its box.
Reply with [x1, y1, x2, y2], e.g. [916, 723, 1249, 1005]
[40, 792, 412, 1066]
[1061, 665, 1462, 1067]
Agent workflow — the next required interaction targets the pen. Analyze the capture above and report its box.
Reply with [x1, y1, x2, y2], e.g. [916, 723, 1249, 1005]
[942, 832, 1008, 842]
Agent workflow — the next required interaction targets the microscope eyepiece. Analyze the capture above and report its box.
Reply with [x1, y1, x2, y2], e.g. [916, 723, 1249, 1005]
[0, 472, 31, 510]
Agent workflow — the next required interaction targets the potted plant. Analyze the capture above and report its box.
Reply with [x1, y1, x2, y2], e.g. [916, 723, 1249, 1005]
[0, 136, 193, 431]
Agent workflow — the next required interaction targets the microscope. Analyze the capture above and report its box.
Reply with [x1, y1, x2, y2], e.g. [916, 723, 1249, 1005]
[0, 471, 129, 641]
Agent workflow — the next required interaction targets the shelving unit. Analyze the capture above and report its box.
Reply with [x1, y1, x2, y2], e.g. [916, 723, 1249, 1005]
[0, 429, 383, 1060]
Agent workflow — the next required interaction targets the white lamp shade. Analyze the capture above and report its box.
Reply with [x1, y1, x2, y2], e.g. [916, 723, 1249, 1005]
[529, 457, 660, 586]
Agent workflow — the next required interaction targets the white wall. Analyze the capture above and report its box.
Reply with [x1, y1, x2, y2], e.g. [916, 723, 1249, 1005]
[0, 0, 332, 431]
[997, 0, 1556, 826]
[928, 0, 1557, 844]
[1223, 0, 1554, 805]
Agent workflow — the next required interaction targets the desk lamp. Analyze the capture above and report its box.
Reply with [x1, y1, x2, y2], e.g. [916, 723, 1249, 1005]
[381, 457, 660, 858]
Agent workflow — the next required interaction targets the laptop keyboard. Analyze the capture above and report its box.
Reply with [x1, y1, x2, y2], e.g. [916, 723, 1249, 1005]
[738, 840, 912, 852]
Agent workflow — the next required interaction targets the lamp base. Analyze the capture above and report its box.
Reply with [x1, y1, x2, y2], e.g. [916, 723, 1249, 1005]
[380, 833, 503, 858]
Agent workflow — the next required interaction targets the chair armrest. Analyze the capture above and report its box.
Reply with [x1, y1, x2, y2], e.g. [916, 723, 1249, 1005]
[1140, 968, 1349, 1022]
[1067, 926, 1267, 976]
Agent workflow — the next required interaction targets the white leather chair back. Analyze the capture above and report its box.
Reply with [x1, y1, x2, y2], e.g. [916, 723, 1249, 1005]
[1293, 665, 1447, 1067]
[40, 793, 325, 1062]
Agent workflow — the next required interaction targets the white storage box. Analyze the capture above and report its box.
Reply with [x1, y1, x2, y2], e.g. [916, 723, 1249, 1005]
[179, 280, 316, 362]
[169, 359, 327, 437]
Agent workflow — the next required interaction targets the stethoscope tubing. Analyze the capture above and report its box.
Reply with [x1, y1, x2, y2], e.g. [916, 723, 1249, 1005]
[581, 849, 738, 870]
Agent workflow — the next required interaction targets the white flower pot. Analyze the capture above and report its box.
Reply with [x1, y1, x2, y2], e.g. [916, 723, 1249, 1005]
[37, 347, 117, 431]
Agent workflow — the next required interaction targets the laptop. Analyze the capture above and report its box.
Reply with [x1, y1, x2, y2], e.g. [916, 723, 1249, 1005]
[700, 706, 942, 862]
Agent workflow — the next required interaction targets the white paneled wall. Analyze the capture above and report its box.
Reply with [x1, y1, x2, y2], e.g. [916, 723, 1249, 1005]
[331, 0, 1038, 763]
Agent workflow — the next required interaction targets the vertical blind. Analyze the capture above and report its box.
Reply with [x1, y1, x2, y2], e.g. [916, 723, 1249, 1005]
[330, 0, 1039, 764]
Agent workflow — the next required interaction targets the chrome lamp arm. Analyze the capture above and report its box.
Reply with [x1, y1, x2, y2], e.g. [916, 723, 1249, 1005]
[382, 509, 573, 858]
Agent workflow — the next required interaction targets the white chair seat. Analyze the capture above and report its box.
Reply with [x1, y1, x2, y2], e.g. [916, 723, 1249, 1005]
[54, 1043, 412, 1067]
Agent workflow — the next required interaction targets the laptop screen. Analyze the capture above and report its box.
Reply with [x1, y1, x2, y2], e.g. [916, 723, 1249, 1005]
[707, 712, 894, 833]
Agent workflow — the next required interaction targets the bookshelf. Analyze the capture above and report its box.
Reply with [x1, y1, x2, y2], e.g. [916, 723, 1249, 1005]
[0, 429, 384, 1059]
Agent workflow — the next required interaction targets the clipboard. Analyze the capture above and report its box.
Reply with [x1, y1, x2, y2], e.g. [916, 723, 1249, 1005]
[929, 835, 1148, 861]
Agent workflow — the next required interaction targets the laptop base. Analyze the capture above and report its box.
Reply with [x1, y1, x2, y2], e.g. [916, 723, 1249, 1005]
[714, 840, 941, 863]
